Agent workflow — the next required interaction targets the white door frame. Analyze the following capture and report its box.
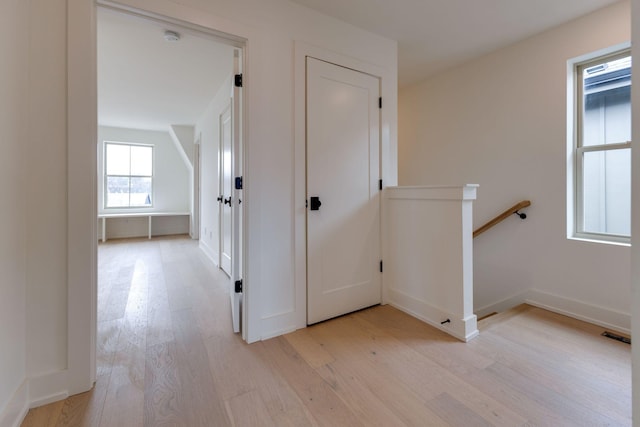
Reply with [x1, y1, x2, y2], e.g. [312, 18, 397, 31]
[66, 0, 251, 395]
[293, 42, 396, 330]
[192, 138, 201, 239]
[67, 0, 98, 395]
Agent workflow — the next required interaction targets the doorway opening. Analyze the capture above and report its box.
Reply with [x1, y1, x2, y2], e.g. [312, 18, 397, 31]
[96, 4, 246, 346]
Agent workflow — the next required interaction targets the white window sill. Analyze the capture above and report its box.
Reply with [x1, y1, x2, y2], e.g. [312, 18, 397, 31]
[568, 235, 630, 247]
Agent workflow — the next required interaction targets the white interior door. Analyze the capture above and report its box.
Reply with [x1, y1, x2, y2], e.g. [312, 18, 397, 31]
[306, 57, 381, 325]
[220, 103, 233, 276]
[230, 49, 243, 334]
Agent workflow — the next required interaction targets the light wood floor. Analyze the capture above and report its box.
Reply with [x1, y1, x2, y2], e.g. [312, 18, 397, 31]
[22, 236, 631, 426]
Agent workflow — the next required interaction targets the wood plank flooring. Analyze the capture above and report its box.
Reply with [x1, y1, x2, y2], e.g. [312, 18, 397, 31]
[22, 236, 631, 426]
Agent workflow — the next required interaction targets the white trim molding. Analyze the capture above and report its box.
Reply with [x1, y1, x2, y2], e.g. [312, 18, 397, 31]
[475, 289, 631, 335]
[0, 382, 28, 427]
[388, 289, 479, 342]
[474, 291, 529, 320]
[27, 370, 70, 409]
[525, 289, 630, 334]
[67, 0, 98, 397]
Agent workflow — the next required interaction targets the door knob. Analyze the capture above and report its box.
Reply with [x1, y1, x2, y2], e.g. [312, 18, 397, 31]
[217, 196, 223, 202]
[309, 196, 322, 211]
[224, 197, 231, 205]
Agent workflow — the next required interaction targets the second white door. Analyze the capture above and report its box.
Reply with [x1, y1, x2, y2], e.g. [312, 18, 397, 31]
[306, 57, 381, 325]
[220, 102, 232, 276]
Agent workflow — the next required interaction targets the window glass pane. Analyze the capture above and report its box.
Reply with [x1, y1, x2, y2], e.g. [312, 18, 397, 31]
[104, 142, 153, 209]
[106, 176, 130, 207]
[130, 145, 152, 176]
[582, 56, 631, 147]
[582, 148, 630, 236]
[129, 177, 152, 207]
[106, 144, 130, 175]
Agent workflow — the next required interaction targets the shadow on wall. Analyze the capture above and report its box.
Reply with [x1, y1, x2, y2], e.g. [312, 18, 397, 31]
[473, 222, 535, 317]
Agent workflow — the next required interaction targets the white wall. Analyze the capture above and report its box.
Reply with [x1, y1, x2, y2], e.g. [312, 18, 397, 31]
[384, 186, 478, 342]
[194, 74, 233, 264]
[0, 0, 29, 425]
[169, 125, 195, 169]
[3, 0, 396, 418]
[399, 1, 631, 332]
[98, 126, 190, 214]
[168, 125, 195, 237]
[27, 0, 69, 388]
[82, 0, 398, 343]
[630, 0, 640, 424]
[97, 126, 190, 238]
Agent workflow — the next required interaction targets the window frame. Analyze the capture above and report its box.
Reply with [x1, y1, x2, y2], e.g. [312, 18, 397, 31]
[570, 46, 631, 245]
[104, 141, 155, 209]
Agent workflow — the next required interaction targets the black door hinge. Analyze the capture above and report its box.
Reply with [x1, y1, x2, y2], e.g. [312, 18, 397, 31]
[379, 179, 383, 191]
[379, 260, 383, 273]
[235, 74, 243, 88]
[379, 97, 382, 109]
[234, 279, 243, 293]
[235, 176, 243, 190]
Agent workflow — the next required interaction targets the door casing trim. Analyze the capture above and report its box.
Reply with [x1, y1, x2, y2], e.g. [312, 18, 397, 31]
[293, 41, 394, 330]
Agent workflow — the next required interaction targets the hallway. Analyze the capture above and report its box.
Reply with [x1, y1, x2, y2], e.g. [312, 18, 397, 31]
[22, 236, 631, 426]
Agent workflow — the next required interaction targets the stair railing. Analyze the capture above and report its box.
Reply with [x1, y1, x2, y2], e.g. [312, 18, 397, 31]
[473, 200, 531, 238]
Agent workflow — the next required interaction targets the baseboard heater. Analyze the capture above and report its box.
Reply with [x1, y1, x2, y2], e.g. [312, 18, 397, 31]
[602, 331, 631, 345]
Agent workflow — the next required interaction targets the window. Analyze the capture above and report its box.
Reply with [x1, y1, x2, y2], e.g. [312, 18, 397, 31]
[572, 50, 631, 243]
[105, 142, 153, 208]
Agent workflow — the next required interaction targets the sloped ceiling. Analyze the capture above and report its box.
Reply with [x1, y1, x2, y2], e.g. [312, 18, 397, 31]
[98, 7, 234, 131]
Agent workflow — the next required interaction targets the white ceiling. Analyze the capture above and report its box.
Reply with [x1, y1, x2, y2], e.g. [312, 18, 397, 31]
[289, 0, 622, 87]
[98, 8, 234, 131]
[98, 0, 622, 128]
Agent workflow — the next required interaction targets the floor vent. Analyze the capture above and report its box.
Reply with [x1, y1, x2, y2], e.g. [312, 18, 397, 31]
[602, 331, 631, 345]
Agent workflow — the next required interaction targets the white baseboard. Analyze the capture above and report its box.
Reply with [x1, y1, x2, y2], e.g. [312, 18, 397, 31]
[474, 290, 630, 335]
[260, 311, 298, 342]
[198, 241, 218, 267]
[387, 288, 478, 342]
[0, 381, 28, 427]
[525, 289, 630, 334]
[28, 370, 69, 408]
[1, 370, 73, 427]
[475, 291, 529, 319]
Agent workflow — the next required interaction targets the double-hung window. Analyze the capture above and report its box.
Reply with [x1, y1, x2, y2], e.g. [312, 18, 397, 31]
[573, 50, 631, 243]
[105, 142, 153, 208]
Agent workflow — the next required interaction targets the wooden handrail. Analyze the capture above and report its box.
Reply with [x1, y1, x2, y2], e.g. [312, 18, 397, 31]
[473, 200, 531, 238]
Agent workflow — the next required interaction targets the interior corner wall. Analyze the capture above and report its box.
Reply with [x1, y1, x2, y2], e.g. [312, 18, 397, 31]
[0, 0, 29, 424]
[169, 125, 195, 169]
[103, 0, 398, 342]
[97, 126, 190, 238]
[26, 0, 69, 386]
[630, 0, 640, 422]
[399, 0, 631, 331]
[168, 125, 196, 237]
[194, 74, 232, 265]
